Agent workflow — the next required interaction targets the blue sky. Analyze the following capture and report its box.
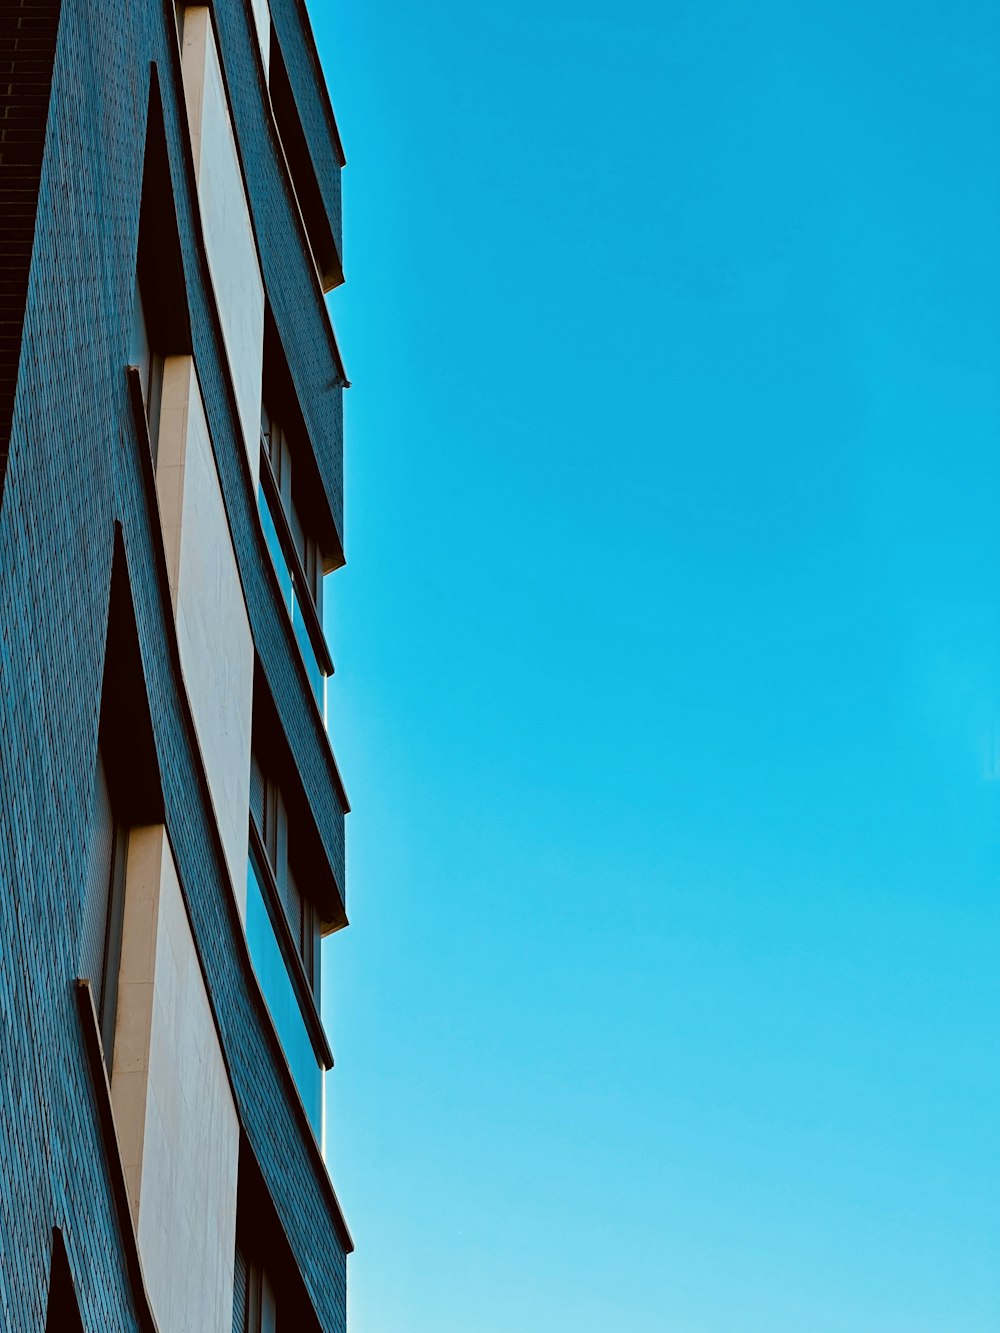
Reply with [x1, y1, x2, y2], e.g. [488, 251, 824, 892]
[315, 2, 1000, 1328]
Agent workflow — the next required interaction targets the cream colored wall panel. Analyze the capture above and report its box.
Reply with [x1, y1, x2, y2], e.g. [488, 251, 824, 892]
[135, 840, 241, 1333]
[157, 356, 193, 602]
[157, 356, 254, 915]
[110, 831, 240, 1332]
[250, 0, 271, 77]
[181, 7, 264, 487]
[111, 825, 167, 1224]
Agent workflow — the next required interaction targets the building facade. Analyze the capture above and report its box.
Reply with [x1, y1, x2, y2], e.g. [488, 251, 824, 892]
[0, 1, 352, 1330]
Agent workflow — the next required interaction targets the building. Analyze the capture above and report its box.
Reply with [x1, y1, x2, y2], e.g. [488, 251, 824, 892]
[0, 1, 352, 1330]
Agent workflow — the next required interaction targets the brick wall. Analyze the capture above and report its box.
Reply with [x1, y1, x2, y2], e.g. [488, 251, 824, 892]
[0, 0, 60, 499]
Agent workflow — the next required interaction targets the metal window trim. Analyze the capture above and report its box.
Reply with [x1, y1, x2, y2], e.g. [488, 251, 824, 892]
[99, 822, 130, 1069]
[258, 441, 334, 677]
[248, 822, 332, 1070]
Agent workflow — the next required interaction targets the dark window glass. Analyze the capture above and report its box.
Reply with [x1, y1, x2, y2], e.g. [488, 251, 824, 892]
[300, 894, 317, 993]
[249, 753, 321, 996]
[130, 281, 164, 459]
[250, 752, 266, 835]
[81, 750, 129, 1066]
[232, 1244, 248, 1333]
[239, 1256, 277, 1333]
[260, 405, 324, 620]
[45, 1230, 84, 1333]
[81, 751, 114, 1003]
[131, 69, 192, 463]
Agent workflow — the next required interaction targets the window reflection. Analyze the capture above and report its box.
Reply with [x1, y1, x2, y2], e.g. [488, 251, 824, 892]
[246, 852, 323, 1134]
[258, 480, 327, 718]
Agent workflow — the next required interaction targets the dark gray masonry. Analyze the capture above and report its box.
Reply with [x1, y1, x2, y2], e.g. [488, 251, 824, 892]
[0, 1, 352, 1329]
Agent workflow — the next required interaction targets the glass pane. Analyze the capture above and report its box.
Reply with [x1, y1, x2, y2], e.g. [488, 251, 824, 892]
[258, 485, 293, 608]
[81, 752, 114, 1007]
[246, 856, 323, 1134]
[259, 486, 326, 715]
[130, 285, 151, 390]
[290, 593, 325, 710]
[231, 1245, 247, 1333]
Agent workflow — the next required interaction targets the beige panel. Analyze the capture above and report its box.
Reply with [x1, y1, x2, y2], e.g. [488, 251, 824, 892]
[157, 356, 194, 604]
[250, 0, 271, 78]
[157, 356, 253, 916]
[111, 826, 166, 1225]
[112, 831, 241, 1333]
[181, 7, 264, 487]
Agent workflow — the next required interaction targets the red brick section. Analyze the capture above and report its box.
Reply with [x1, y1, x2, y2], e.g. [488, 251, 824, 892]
[0, 0, 60, 500]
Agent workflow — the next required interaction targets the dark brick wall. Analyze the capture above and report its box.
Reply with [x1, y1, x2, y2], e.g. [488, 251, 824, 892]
[0, 0, 61, 500]
[0, 0, 350, 1330]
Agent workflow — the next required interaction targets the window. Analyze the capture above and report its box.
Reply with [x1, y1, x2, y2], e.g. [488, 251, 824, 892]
[258, 401, 331, 712]
[130, 279, 164, 455]
[267, 29, 342, 292]
[79, 530, 165, 1069]
[234, 1246, 277, 1333]
[261, 405, 323, 608]
[246, 746, 328, 1132]
[231, 1144, 329, 1333]
[129, 70, 192, 463]
[82, 748, 129, 1065]
[250, 751, 319, 995]
[288, 862, 317, 994]
[245, 676, 345, 1135]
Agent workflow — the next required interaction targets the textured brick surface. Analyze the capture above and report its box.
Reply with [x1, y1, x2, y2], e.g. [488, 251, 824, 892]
[0, 0, 61, 499]
[0, 0, 349, 1329]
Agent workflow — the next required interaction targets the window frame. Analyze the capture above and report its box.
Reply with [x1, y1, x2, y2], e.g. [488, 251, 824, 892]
[247, 828, 331, 1070]
[247, 1262, 277, 1333]
[85, 747, 131, 1070]
[99, 818, 129, 1065]
[130, 280, 165, 461]
[248, 751, 329, 1073]
[257, 424, 333, 681]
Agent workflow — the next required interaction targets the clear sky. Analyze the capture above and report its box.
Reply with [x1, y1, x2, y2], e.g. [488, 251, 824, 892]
[314, 2, 1000, 1328]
